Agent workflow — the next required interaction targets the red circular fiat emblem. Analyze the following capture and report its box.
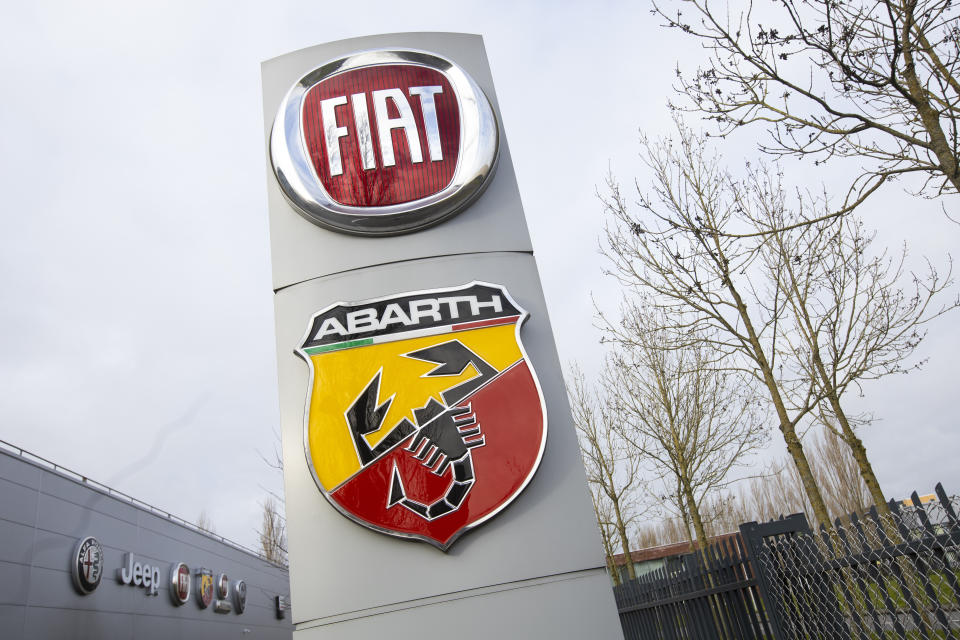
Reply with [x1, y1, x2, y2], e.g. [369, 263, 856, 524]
[271, 49, 499, 236]
[170, 562, 191, 605]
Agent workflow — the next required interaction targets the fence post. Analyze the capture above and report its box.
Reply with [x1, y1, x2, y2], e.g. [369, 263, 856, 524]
[739, 514, 809, 640]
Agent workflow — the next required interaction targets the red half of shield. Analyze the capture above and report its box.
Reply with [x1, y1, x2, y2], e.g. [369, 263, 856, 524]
[330, 359, 544, 548]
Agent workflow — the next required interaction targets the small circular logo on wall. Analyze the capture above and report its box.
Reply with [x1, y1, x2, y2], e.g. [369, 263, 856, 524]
[270, 48, 499, 236]
[216, 573, 230, 600]
[233, 580, 247, 613]
[169, 562, 191, 606]
[71, 536, 104, 595]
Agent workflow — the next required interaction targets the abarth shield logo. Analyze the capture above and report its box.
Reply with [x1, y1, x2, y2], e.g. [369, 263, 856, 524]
[297, 282, 546, 549]
[196, 568, 214, 609]
[270, 48, 499, 236]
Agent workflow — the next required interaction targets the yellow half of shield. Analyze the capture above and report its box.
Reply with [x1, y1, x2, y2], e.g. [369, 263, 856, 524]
[305, 324, 524, 490]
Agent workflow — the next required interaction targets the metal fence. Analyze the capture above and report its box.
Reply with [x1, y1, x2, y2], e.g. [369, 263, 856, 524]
[615, 483, 960, 640]
[614, 532, 772, 639]
[744, 484, 960, 640]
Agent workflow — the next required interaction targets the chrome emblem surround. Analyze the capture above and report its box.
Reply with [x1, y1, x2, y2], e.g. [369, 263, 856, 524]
[196, 567, 214, 609]
[71, 536, 104, 595]
[233, 579, 247, 613]
[169, 562, 192, 606]
[270, 48, 500, 236]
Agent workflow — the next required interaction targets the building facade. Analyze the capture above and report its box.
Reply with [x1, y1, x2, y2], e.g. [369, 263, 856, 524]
[0, 441, 293, 639]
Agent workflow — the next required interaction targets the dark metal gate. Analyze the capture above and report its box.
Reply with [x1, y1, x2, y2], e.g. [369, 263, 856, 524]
[614, 483, 960, 640]
[614, 533, 772, 639]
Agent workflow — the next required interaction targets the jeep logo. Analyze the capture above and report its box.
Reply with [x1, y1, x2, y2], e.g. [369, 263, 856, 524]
[270, 49, 499, 236]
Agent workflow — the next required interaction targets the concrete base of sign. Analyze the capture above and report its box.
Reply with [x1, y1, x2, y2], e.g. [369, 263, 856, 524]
[291, 568, 618, 638]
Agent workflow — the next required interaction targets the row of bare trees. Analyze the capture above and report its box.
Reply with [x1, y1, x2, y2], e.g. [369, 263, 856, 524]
[572, 0, 957, 567]
[629, 427, 871, 549]
[571, 122, 955, 571]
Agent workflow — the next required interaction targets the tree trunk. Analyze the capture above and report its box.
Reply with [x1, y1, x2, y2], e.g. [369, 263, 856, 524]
[723, 277, 832, 526]
[820, 384, 892, 519]
[900, 0, 960, 193]
[682, 479, 708, 550]
[611, 493, 637, 580]
[792, 282, 893, 520]
[600, 522, 621, 586]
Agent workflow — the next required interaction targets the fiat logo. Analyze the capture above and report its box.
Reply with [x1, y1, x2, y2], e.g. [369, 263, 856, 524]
[270, 48, 499, 236]
[170, 562, 191, 606]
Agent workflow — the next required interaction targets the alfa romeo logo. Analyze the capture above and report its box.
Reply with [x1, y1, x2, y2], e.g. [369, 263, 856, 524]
[71, 536, 104, 595]
[270, 48, 499, 235]
[297, 282, 546, 549]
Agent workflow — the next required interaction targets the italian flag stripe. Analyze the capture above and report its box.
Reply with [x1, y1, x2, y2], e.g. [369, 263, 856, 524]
[304, 338, 373, 354]
[303, 315, 521, 355]
[451, 315, 520, 331]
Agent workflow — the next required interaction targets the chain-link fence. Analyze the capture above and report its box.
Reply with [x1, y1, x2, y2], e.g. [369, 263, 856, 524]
[742, 484, 960, 640]
[614, 484, 960, 640]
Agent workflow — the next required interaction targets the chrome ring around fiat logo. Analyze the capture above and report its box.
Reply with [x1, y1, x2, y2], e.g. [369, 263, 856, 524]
[270, 48, 499, 236]
[170, 562, 191, 605]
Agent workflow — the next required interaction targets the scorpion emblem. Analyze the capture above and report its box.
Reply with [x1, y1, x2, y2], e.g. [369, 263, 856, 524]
[344, 340, 495, 521]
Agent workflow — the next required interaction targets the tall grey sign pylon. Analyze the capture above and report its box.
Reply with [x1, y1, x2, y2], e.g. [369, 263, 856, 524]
[262, 33, 623, 639]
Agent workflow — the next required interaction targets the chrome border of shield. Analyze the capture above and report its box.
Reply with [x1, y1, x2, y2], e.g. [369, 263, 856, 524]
[294, 281, 548, 550]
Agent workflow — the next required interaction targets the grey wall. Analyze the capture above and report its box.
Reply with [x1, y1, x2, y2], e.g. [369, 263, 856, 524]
[0, 446, 293, 640]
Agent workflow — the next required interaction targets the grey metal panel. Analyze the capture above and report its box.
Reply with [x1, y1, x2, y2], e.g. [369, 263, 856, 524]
[274, 251, 609, 624]
[0, 453, 42, 489]
[39, 472, 138, 525]
[33, 495, 140, 559]
[24, 529, 82, 573]
[293, 568, 623, 639]
[261, 32, 533, 291]
[0, 560, 31, 605]
[22, 607, 134, 640]
[0, 604, 26, 638]
[0, 477, 38, 525]
[28, 564, 106, 611]
[0, 520, 35, 565]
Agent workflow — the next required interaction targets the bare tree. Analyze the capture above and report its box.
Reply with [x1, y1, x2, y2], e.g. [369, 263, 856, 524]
[257, 428, 288, 566]
[602, 121, 955, 526]
[196, 508, 216, 535]
[259, 496, 288, 567]
[750, 171, 956, 513]
[656, 0, 960, 219]
[732, 460, 813, 525]
[568, 363, 646, 581]
[636, 513, 700, 550]
[601, 314, 768, 549]
[600, 122, 834, 525]
[588, 483, 623, 583]
[714, 427, 870, 531]
[810, 426, 872, 519]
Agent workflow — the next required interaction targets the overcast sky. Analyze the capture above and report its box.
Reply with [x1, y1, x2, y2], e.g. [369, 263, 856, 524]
[1, 0, 957, 551]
